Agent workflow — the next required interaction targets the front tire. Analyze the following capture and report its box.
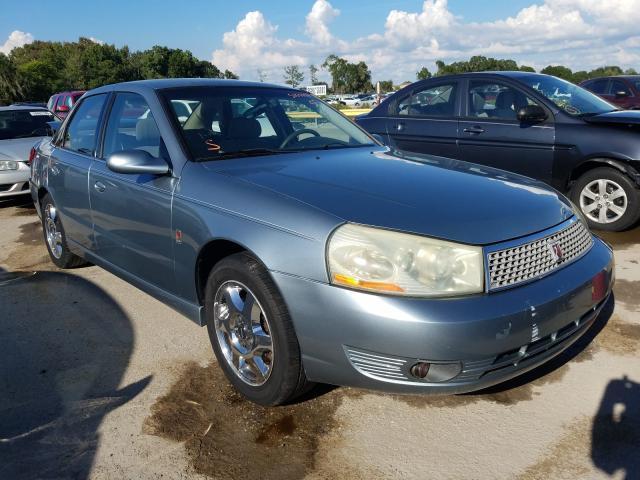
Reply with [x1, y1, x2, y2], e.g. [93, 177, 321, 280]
[41, 193, 87, 268]
[571, 167, 640, 231]
[204, 253, 311, 406]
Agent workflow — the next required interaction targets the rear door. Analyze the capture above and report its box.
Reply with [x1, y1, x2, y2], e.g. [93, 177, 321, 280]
[89, 91, 176, 291]
[458, 79, 555, 183]
[47, 93, 109, 250]
[607, 79, 635, 109]
[385, 80, 460, 158]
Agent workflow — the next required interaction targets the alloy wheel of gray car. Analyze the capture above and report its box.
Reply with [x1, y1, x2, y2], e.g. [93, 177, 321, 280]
[572, 167, 640, 231]
[204, 253, 311, 406]
[40, 193, 87, 269]
[213, 280, 274, 386]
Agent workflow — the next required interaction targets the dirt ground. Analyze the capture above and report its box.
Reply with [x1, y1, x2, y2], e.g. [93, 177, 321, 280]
[0, 196, 638, 480]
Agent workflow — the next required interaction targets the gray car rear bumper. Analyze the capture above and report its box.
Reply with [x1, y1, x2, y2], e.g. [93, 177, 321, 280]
[272, 237, 614, 394]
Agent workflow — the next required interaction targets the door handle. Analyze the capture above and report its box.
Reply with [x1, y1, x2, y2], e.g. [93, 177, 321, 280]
[396, 122, 405, 132]
[94, 181, 106, 193]
[463, 126, 485, 134]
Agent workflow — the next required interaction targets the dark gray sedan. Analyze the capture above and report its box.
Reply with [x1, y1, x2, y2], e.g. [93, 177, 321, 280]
[30, 79, 614, 405]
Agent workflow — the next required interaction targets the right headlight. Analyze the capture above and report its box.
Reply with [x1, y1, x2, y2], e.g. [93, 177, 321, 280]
[327, 224, 484, 297]
[0, 160, 19, 171]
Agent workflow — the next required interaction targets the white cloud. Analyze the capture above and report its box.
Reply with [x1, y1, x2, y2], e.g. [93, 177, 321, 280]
[305, 0, 340, 45]
[211, 0, 640, 83]
[88, 37, 105, 45]
[0, 30, 34, 55]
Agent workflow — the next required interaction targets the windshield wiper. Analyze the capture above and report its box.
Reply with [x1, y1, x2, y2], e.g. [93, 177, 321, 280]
[197, 148, 299, 161]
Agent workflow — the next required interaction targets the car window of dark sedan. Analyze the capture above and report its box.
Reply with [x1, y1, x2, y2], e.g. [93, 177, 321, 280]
[161, 86, 374, 161]
[397, 83, 457, 117]
[467, 82, 541, 121]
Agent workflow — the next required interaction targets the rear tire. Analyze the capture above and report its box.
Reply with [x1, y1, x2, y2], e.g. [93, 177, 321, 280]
[571, 167, 640, 231]
[40, 193, 87, 269]
[204, 252, 312, 406]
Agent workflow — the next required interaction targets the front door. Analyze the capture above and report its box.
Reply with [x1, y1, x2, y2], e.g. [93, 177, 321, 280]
[385, 81, 460, 159]
[47, 93, 109, 250]
[89, 92, 176, 291]
[458, 80, 555, 183]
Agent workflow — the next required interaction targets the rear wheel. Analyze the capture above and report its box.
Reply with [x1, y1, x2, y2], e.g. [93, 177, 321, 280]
[204, 253, 311, 406]
[571, 167, 640, 231]
[41, 193, 87, 268]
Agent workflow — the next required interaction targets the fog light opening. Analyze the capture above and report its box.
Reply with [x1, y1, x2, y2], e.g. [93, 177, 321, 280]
[410, 362, 431, 379]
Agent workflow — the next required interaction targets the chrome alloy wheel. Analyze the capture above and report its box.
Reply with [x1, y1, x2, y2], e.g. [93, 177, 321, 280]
[213, 281, 274, 386]
[579, 179, 628, 224]
[44, 203, 63, 259]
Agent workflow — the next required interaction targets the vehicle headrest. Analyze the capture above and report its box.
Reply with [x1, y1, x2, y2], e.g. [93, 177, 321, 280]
[472, 91, 486, 112]
[227, 117, 261, 139]
[495, 90, 516, 110]
[136, 117, 160, 143]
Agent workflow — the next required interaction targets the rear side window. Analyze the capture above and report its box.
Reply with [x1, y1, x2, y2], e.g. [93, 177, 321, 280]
[610, 80, 632, 96]
[586, 79, 608, 94]
[102, 92, 164, 159]
[397, 83, 457, 117]
[62, 94, 107, 156]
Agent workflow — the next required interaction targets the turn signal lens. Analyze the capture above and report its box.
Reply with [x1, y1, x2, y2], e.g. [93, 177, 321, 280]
[333, 273, 404, 292]
[28, 147, 37, 165]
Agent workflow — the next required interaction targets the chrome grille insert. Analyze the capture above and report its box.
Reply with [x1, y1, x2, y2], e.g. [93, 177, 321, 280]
[488, 220, 592, 290]
[345, 347, 410, 382]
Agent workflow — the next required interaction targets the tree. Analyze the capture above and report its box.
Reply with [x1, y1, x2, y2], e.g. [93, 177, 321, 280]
[223, 70, 239, 80]
[283, 65, 304, 88]
[309, 64, 319, 85]
[257, 69, 268, 82]
[322, 55, 372, 93]
[416, 67, 431, 80]
[435, 56, 522, 76]
[519, 65, 536, 72]
[378, 80, 393, 93]
[540, 65, 574, 82]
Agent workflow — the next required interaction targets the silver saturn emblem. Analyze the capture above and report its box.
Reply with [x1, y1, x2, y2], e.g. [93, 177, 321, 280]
[547, 240, 564, 263]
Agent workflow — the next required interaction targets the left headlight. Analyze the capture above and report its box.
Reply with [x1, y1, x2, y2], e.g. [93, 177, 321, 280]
[327, 224, 484, 297]
[0, 160, 19, 171]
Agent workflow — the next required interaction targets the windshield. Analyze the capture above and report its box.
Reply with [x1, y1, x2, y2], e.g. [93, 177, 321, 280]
[518, 74, 617, 116]
[161, 86, 375, 161]
[0, 109, 54, 140]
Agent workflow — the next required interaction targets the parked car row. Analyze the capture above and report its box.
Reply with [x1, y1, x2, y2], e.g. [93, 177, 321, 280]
[29, 78, 614, 406]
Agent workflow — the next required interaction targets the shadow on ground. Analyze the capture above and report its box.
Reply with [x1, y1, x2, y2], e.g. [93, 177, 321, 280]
[0, 267, 151, 480]
[592, 375, 640, 479]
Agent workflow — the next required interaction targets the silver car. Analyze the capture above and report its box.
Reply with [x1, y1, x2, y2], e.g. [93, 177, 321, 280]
[30, 80, 614, 406]
[0, 106, 54, 198]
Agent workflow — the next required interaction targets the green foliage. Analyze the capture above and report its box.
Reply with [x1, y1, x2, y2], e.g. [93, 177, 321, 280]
[283, 65, 304, 88]
[540, 65, 574, 81]
[0, 38, 233, 104]
[322, 55, 373, 93]
[377, 80, 393, 93]
[309, 64, 319, 85]
[435, 56, 521, 76]
[416, 67, 432, 80]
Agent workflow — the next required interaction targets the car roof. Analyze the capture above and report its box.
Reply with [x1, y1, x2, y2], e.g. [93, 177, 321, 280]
[0, 105, 49, 112]
[86, 78, 295, 96]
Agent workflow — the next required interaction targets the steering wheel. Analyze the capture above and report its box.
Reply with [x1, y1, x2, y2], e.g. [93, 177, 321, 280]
[279, 128, 320, 149]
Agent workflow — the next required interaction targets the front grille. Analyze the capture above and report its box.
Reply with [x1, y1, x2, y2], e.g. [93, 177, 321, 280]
[488, 220, 592, 290]
[0, 184, 13, 192]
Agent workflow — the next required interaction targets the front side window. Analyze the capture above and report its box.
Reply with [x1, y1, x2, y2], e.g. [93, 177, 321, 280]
[397, 83, 457, 117]
[468, 82, 540, 121]
[0, 109, 55, 140]
[161, 87, 374, 161]
[62, 94, 107, 155]
[519, 74, 616, 116]
[586, 79, 608, 94]
[102, 92, 163, 159]
[610, 80, 632, 96]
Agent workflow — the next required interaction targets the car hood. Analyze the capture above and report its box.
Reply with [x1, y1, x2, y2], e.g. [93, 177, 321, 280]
[0, 137, 48, 162]
[582, 110, 640, 125]
[204, 148, 574, 245]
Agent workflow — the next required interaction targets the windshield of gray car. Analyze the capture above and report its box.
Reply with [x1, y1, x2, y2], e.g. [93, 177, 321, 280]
[0, 109, 55, 140]
[160, 86, 375, 161]
[518, 75, 617, 117]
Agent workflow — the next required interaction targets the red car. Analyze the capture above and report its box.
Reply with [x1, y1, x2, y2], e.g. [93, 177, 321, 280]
[580, 76, 640, 109]
[47, 90, 86, 119]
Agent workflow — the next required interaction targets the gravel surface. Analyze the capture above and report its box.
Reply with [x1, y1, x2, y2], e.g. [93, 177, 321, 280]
[1, 196, 638, 480]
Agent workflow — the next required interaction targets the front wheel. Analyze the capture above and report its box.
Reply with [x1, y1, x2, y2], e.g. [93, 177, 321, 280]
[41, 194, 87, 268]
[571, 167, 640, 231]
[204, 253, 311, 406]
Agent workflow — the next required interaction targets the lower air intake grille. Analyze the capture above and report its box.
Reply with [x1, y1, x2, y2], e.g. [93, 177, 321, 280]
[345, 347, 410, 382]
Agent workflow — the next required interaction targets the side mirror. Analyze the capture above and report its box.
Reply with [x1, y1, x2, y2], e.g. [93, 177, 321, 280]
[615, 90, 629, 98]
[56, 105, 70, 113]
[517, 104, 547, 123]
[107, 149, 169, 175]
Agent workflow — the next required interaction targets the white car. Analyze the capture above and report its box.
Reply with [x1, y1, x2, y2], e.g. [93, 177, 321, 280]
[0, 106, 54, 198]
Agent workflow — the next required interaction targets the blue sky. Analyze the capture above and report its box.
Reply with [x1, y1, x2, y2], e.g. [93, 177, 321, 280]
[2, 0, 639, 82]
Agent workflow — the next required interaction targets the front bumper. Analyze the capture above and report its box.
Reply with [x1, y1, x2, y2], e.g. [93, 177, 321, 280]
[272, 237, 614, 394]
[0, 163, 30, 197]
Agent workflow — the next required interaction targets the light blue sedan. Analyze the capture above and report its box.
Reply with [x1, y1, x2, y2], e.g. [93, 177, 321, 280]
[31, 79, 614, 405]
